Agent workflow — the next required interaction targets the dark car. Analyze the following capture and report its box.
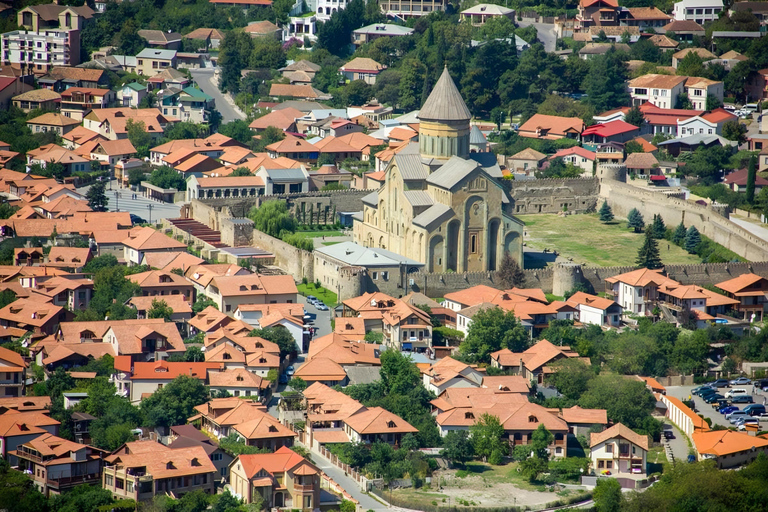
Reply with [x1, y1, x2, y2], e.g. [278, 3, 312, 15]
[692, 385, 714, 395]
[130, 214, 147, 224]
[663, 430, 675, 439]
[711, 379, 730, 388]
[704, 393, 725, 404]
[720, 406, 739, 415]
[698, 387, 718, 398]
[714, 400, 730, 410]
[731, 395, 754, 404]
[278, 373, 288, 384]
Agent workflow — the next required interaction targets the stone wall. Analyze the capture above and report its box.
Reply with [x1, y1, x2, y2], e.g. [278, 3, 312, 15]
[406, 261, 768, 297]
[252, 229, 314, 281]
[220, 218, 254, 247]
[193, 189, 374, 224]
[600, 180, 768, 261]
[509, 177, 600, 215]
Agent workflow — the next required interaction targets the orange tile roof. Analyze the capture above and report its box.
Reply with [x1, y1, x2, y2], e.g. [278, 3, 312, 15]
[629, 136, 657, 152]
[491, 339, 582, 372]
[106, 443, 216, 479]
[294, 357, 347, 381]
[0, 345, 26, 368]
[122, 227, 187, 251]
[716, 273, 767, 294]
[130, 360, 219, 381]
[559, 405, 608, 424]
[388, 127, 418, 141]
[590, 422, 649, 450]
[249, 107, 303, 131]
[344, 406, 419, 434]
[336, 132, 382, 151]
[518, 114, 585, 139]
[208, 367, 267, 389]
[308, 333, 380, 364]
[27, 112, 80, 127]
[0, 410, 59, 437]
[693, 430, 768, 457]
[629, 73, 688, 89]
[565, 291, 618, 311]
[236, 446, 316, 479]
[605, 268, 677, 287]
[127, 294, 192, 314]
[269, 84, 322, 99]
[313, 136, 360, 154]
[265, 136, 317, 154]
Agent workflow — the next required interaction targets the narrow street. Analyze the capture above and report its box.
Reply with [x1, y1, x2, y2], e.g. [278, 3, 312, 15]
[190, 68, 246, 124]
[729, 216, 768, 244]
[516, 21, 557, 52]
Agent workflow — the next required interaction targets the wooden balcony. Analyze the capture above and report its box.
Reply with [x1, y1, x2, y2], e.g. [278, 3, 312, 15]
[293, 483, 314, 492]
[47, 473, 101, 488]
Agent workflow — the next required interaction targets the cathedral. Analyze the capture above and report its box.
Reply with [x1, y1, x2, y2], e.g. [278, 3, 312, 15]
[352, 67, 525, 273]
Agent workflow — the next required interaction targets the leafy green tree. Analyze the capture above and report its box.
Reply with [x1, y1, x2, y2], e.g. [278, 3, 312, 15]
[594, 477, 623, 512]
[248, 200, 297, 238]
[125, 119, 153, 159]
[165, 122, 203, 141]
[115, 20, 147, 56]
[149, 166, 186, 191]
[364, 331, 384, 343]
[341, 79, 374, 106]
[583, 49, 630, 113]
[459, 307, 529, 363]
[625, 140, 644, 154]
[218, 31, 255, 94]
[86, 181, 109, 212]
[626, 208, 645, 233]
[248, 326, 297, 356]
[251, 125, 285, 152]
[0, 289, 16, 310]
[288, 377, 307, 392]
[672, 221, 687, 245]
[651, 214, 666, 239]
[746, 154, 757, 204]
[636, 229, 663, 270]
[441, 430, 474, 466]
[379, 350, 421, 396]
[497, 252, 525, 289]
[141, 375, 209, 429]
[547, 359, 595, 400]
[79, 266, 140, 321]
[599, 201, 614, 222]
[192, 295, 218, 314]
[676, 92, 693, 110]
[127, 167, 145, 187]
[684, 226, 701, 253]
[579, 374, 656, 433]
[218, 120, 255, 144]
[722, 120, 747, 144]
[249, 37, 286, 69]
[0, 459, 49, 512]
[469, 413, 508, 461]
[83, 254, 118, 274]
[229, 167, 253, 177]
[147, 299, 174, 321]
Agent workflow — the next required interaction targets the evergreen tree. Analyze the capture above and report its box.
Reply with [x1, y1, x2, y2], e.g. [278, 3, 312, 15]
[746, 154, 757, 204]
[624, 105, 645, 127]
[672, 221, 686, 245]
[497, 252, 525, 288]
[684, 226, 701, 254]
[598, 200, 614, 222]
[651, 214, 666, 239]
[86, 181, 108, 212]
[636, 229, 663, 270]
[627, 208, 645, 233]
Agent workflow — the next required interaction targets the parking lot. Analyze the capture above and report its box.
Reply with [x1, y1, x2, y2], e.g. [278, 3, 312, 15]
[666, 383, 768, 430]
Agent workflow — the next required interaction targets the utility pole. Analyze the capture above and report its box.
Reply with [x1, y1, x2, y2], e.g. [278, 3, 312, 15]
[147, 204, 154, 224]
[113, 191, 121, 211]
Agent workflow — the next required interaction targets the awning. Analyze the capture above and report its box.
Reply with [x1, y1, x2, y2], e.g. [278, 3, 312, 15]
[187, 413, 202, 422]
[402, 343, 412, 349]
[650, 175, 667, 181]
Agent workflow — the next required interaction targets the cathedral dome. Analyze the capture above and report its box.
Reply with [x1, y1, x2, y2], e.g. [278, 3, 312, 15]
[418, 66, 472, 122]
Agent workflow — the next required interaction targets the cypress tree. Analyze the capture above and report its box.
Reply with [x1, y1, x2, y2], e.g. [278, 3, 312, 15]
[636, 229, 663, 269]
[599, 200, 614, 222]
[684, 226, 701, 254]
[627, 208, 645, 233]
[672, 221, 686, 245]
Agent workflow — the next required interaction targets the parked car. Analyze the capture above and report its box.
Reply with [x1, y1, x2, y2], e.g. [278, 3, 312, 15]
[731, 395, 754, 404]
[130, 214, 147, 224]
[710, 379, 730, 388]
[714, 399, 730, 410]
[725, 388, 749, 399]
[286, 365, 295, 376]
[704, 393, 725, 404]
[698, 387, 718, 397]
[729, 411, 751, 423]
[278, 373, 288, 384]
[720, 406, 739, 415]
[738, 419, 759, 430]
[692, 385, 712, 395]
[663, 430, 675, 439]
[743, 404, 766, 416]
[316, 303, 329, 311]
[729, 377, 752, 386]
[306, 295, 318, 303]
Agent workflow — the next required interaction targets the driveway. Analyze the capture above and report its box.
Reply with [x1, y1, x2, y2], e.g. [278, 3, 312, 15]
[661, 421, 690, 465]
[517, 21, 557, 52]
[76, 180, 180, 221]
[190, 68, 245, 124]
[308, 446, 388, 512]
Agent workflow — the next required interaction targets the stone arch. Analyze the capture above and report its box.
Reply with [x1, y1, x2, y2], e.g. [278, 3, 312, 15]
[446, 219, 460, 272]
[366, 233, 373, 248]
[378, 236, 385, 249]
[429, 235, 444, 272]
[418, 233, 424, 259]
[504, 231, 521, 259]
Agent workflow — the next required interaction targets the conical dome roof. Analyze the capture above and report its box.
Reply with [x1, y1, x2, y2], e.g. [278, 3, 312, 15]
[419, 66, 471, 122]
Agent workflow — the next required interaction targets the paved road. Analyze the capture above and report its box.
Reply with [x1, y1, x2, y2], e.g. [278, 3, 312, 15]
[309, 446, 388, 512]
[730, 216, 768, 244]
[661, 421, 690, 465]
[190, 68, 245, 124]
[517, 21, 557, 52]
[77, 180, 181, 221]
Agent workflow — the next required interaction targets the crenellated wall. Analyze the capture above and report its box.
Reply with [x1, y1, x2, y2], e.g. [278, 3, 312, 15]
[508, 177, 600, 215]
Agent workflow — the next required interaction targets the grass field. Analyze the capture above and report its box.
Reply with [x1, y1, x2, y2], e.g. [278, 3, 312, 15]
[294, 230, 343, 239]
[522, 214, 703, 268]
[297, 282, 337, 306]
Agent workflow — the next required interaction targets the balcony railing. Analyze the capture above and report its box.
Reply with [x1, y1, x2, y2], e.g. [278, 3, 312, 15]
[47, 473, 101, 488]
[293, 483, 314, 492]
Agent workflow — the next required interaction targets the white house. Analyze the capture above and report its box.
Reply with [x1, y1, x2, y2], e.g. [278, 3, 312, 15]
[590, 423, 648, 476]
[421, 357, 484, 395]
[677, 108, 735, 138]
[684, 77, 724, 110]
[628, 74, 687, 110]
[254, 166, 309, 195]
[234, 303, 305, 354]
[565, 292, 622, 327]
[673, 0, 723, 24]
[550, 146, 596, 176]
[604, 268, 678, 316]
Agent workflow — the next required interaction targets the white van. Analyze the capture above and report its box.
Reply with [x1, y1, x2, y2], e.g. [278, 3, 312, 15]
[725, 388, 749, 399]
[743, 103, 759, 113]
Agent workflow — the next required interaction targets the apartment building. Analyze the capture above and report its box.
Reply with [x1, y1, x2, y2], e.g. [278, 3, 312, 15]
[379, 0, 449, 18]
[673, 0, 723, 24]
[135, 48, 177, 76]
[60, 87, 115, 121]
[628, 74, 687, 109]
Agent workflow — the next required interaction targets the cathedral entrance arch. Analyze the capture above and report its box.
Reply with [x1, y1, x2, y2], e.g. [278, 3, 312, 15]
[488, 218, 501, 271]
[446, 220, 460, 272]
[429, 235, 444, 272]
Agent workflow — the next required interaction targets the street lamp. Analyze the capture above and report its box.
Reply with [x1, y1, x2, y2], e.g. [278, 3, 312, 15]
[113, 191, 121, 212]
[147, 204, 154, 224]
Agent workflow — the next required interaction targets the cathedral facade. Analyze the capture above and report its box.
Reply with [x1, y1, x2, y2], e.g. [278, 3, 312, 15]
[352, 67, 525, 273]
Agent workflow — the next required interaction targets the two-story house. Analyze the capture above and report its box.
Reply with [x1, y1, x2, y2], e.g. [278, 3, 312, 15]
[716, 273, 768, 322]
[135, 49, 177, 76]
[604, 267, 678, 316]
[673, 0, 723, 24]
[13, 433, 107, 497]
[122, 227, 187, 266]
[628, 74, 687, 109]
[127, 270, 195, 302]
[589, 423, 648, 476]
[0, 346, 26, 397]
[205, 274, 298, 314]
[60, 88, 115, 121]
[167, 424, 233, 481]
[490, 339, 588, 385]
[103, 441, 216, 501]
[229, 447, 330, 510]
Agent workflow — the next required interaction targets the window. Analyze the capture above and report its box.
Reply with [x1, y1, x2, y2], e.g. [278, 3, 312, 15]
[469, 233, 478, 254]
[606, 461, 613, 469]
[382, 271, 388, 280]
[372, 272, 378, 280]
[226, 305, 231, 312]
[105, 474, 114, 486]
[598, 461, 604, 469]
[606, 444, 613, 453]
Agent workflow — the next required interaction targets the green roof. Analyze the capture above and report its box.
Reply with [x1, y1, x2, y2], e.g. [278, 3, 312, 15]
[124, 82, 146, 91]
[181, 87, 212, 100]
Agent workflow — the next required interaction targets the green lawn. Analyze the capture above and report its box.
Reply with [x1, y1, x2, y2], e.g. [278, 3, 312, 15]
[297, 282, 337, 306]
[522, 214, 703, 268]
[294, 230, 343, 239]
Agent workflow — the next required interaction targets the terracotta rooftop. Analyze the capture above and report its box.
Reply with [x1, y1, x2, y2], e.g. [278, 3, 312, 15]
[590, 422, 649, 450]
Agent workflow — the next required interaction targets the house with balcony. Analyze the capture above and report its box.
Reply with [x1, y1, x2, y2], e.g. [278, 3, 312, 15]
[379, 0, 449, 19]
[116, 360, 221, 403]
[628, 74, 687, 109]
[303, 383, 417, 448]
[102, 318, 185, 363]
[565, 292, 622, 327]
[604, 267, 679, 316]
[168, 424, 232, 481]
[204, 273, 298, 314]
[103, 441, 215, 501]
[673, 0, 723, 24]
[27, 112, 80, 136]
[192, 398, 297, 450]
[13, 433, 107, 497]
[127, 270, 195, 303]
[490, 339, 589, 385]
[0, 346, 26, 397]
[581, 120, 640, 150]
[422, 357, 484, 395]
[341, 292, 433, 352]
[716, 273, 768, 322]
[60, 87, 115, 121]
[576, 0, 619, 30]
[158, 86, 214, 124]
[352, 23, 414, 46]
[12, 88, 61, 113]
[117, 82, 147, 107]
[229, 446, 329, 510]
[590, 423, 648, 476]
[460, 4, 515, 25]
[186, 175, 265, 201]
[0, 411, 60, 462]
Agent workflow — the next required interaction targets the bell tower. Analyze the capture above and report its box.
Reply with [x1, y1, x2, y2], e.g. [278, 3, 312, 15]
[418, 66, 472, 161]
